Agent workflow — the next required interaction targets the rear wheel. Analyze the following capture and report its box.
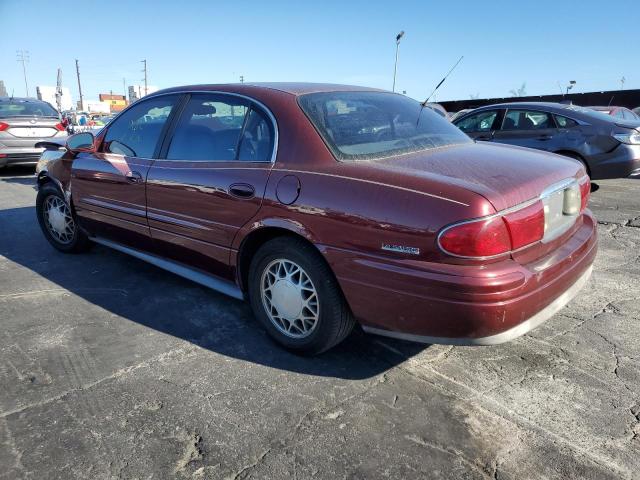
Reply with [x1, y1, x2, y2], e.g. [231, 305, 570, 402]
[36, 183, 91, 253]
[557, 151, 590, 177]
[248, 237, 355, 355]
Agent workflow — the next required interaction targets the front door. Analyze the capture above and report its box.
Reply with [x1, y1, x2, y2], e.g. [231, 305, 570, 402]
[145, 92, 276, 280]
[71, 94, 182, 249]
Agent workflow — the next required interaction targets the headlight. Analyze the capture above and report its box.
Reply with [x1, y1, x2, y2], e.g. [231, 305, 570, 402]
[613, 131, 640, 145]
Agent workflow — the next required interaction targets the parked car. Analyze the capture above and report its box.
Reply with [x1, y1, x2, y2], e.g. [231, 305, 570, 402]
[0, 97, 66, 168]
[634, 107, 640, 117]
[453, 102, 640, 179]
[587, 105, 640, 121]
[35, 84, 596, 354]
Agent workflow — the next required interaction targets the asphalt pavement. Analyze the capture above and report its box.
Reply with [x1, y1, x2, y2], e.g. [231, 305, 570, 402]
[0, 166, 638, 479]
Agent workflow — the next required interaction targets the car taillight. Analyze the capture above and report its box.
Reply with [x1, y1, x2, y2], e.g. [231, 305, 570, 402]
[54, 123, 65, 131]
[439, 201, 545, 258]
[439, 216, 512, 257]
[0, 122, 8, 132]
[503, 200, 545, 249]
[579, 176, 590, 212]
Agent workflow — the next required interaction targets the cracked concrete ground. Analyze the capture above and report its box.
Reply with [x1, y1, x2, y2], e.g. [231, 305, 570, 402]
[0, 168, 638, 479]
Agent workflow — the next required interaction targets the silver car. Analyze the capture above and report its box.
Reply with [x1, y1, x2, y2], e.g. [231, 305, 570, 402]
[0, 97, 67, 169]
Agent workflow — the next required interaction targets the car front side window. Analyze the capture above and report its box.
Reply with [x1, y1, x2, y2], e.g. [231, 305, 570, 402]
[102, 95, 179, 158]
[456, 111, 498, 133]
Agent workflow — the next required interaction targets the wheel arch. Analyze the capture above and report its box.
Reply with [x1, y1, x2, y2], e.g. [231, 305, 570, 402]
[554, 150, 591, 176]
[236, 225, 322, 292]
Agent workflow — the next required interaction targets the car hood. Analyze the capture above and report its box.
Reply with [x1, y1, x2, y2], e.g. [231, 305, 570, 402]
[368, 142, 584, 212]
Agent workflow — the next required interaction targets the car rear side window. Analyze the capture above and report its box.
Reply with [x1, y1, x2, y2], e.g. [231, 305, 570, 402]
[237, 109, 274, 162]
[554, 115, 578, 128]
[103, 95, 179, 158]
[166, 94, 251, 161]
[456, 110, 498, 133]
[299, 91, 470, 161]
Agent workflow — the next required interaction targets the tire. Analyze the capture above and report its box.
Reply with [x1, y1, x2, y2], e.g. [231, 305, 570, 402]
[557, 151, 590, 177]
[248, 236, 355, 355]
[36, 183, 91, 253]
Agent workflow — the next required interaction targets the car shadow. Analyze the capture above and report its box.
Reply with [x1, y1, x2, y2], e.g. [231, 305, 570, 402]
[0, 205, 428, 380]
[0, 166, 37, 187]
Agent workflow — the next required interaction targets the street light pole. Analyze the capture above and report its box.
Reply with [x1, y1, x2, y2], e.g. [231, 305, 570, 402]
[392, 31, 404, 93]
[565, 80, 576, 96]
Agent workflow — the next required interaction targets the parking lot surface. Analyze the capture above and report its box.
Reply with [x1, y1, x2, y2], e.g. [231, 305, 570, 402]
[0, 167, 638, 480]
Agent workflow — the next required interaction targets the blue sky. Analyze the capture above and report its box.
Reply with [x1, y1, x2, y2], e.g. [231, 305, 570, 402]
[1, 0, 638, 104]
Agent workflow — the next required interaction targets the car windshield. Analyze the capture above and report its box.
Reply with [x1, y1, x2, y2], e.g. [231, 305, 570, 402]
[298, 91, 471, 161]
[0, 99, 58, 117]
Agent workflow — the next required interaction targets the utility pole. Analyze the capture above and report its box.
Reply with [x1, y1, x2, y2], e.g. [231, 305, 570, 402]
[620, 76, 626, 90]
[16, 50, 30, 97]
[141, 59, 148, 96]
[123, 77, 126, 98]
[75, 59, 84, 111]
[55, 68, 63, 112]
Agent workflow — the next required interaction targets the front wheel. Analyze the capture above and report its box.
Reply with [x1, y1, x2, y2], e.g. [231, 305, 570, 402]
[36, 183, 91, 253]
[248, 237, 355, 355]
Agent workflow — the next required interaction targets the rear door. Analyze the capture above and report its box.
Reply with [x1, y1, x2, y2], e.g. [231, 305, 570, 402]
[492, 109, 558, 151]
[145, 92, 276, 279]
[454, 109, 502, 141]
[71, 94, 182, 249]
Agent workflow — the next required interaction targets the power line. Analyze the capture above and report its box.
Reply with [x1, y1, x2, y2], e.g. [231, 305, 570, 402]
[16, 50, 30, 97]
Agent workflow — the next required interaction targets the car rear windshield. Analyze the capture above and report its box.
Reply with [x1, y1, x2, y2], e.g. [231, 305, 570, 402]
[298, 91, 470, 161]
[0, 100, 58, 118]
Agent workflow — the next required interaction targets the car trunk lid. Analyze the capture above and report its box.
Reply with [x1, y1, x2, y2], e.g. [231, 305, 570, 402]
[1, 116, 61, 138]
[369, 141, 584, 212]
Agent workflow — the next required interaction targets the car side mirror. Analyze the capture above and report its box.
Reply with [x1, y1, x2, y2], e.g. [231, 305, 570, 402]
[66, 132, 95, 153]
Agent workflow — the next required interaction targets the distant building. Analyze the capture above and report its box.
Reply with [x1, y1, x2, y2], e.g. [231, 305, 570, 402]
[128, 84, 159, 103]
[0, 81, 7, 97]
[36, 85, 73, 111]
[99, 93, 128, 113]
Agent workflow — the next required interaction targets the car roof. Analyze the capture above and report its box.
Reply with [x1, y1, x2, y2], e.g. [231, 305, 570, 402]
[0, 97, 49, 103]
[472, 101, 567, 110]
[153, 82, 387, 97]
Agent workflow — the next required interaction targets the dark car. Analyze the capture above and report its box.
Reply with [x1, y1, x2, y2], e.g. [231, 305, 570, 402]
[588, 105, 640, 121]
[34, 84, 596, 354]
[0, 97, 66, 168]
[453, 102, 640, 179]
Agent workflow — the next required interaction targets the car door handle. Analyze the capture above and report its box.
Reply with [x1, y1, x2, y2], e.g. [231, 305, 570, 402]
[125, 171, 143, 183]
[229, 183, 255, 199]
[476, 134, 493, 141]
[537, 134, 553, 141]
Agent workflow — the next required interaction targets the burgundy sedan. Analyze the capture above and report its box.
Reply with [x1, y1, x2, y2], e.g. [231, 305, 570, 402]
[35, 83, 597, 354]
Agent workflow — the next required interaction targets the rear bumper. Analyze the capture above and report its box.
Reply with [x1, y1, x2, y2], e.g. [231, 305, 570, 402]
[362, 265, 592, 345]
[326, 211, 598, 344]
[0, 150, 43, 167]
[590, 144, 640, 180]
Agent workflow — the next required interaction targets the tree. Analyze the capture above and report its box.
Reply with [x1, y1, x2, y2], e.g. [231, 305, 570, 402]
[469, 92, 480, 99]
[509, 82, 527, 97]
